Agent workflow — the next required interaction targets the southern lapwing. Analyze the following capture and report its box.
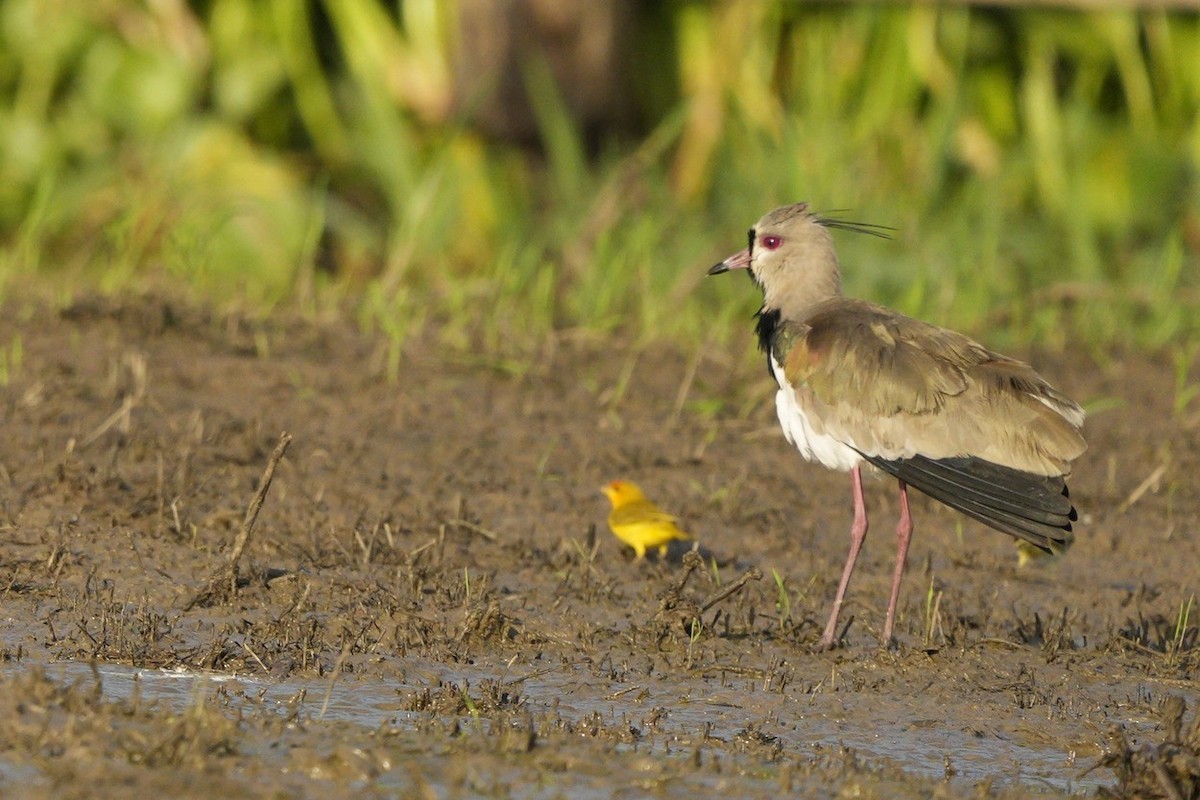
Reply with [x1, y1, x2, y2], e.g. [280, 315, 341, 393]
[709, 202, 1086, 649]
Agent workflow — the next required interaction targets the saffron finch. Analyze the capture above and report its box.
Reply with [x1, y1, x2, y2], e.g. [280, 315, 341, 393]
[601, 480, 692, 559]
[1016, 539, 1068, 567]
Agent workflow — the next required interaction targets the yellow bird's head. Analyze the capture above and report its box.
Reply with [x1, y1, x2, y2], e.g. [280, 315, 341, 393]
[601, 479, 646, 508]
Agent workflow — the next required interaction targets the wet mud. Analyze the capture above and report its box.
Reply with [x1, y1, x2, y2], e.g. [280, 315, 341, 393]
[1, 297, 1198, 798]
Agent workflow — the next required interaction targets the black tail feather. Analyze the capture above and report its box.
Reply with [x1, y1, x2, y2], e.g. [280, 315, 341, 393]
[877, 456, 1072, 526]
[858, 453, 1076, 553]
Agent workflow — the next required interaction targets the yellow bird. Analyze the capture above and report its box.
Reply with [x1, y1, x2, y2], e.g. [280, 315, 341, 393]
[1015, 539, 1068, 567]
[601, 480, 692, 559]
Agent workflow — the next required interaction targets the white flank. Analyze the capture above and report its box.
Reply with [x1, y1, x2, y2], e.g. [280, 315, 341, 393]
[771, 356, 862, 472]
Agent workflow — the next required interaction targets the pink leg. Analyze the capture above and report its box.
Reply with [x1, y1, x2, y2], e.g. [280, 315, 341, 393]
[881, 480, 914, 647]
[819, 466, 868, 649]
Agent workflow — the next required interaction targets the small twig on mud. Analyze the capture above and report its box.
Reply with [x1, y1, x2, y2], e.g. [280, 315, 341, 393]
[1118, 461, 1169, 514]
[506, 660, 587, 686]
[973, 637, 1027, 650]
[229, 433, 292, 575]
[699, 566, 763, 614]
[183, 432, 293, 610]
[319, 640, 354, 722]
[670, 549, 705, 595]
[670, 347, 703, 424]
[80, 352, 147, 448]
[273, 579, 311, 623]
[241, 641, 269, 673]
[651, 550, 705, 637]
[654, 557, 762, 649]
[448, 518, 498, 541]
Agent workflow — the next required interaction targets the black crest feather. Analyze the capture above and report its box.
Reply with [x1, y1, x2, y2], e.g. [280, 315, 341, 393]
[814, 211, 894, 240]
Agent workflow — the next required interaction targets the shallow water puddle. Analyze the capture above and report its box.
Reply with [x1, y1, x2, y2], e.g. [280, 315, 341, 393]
[4, 656, 1158, 795]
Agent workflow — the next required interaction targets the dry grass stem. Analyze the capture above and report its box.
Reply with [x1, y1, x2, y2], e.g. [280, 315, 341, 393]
[700, 566, 763, 615]
[184, 432, 293, 610]
[1118, 461, 1169, 513]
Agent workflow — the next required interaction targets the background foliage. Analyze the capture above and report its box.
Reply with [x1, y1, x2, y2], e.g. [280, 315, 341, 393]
[1, 0, 1198, 359]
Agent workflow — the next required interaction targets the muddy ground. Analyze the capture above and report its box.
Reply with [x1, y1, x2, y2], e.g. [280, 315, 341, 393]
[1, 296, 1198, 799]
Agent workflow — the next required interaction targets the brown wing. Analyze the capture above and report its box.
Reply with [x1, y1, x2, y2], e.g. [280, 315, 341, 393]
[779, 299, 1086, 476]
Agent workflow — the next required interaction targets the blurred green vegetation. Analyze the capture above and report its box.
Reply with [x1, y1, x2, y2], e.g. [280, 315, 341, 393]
[1, 0, 1198, 359]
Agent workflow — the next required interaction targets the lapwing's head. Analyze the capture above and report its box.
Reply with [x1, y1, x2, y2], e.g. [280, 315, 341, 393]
[708, 202, 890, 317]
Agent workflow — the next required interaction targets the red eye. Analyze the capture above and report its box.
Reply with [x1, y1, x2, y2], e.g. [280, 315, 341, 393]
[761, 235, 782, 250]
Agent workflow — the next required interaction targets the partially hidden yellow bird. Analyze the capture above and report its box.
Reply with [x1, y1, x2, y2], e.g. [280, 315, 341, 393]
[1016, 539, 1066, 567]
[601, 480, 692, 559]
